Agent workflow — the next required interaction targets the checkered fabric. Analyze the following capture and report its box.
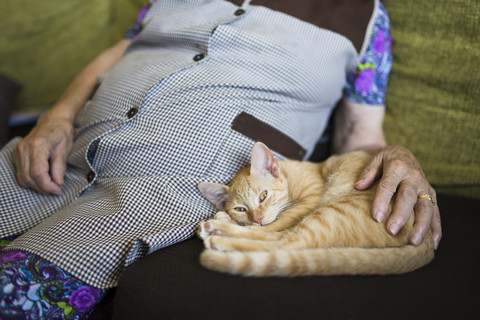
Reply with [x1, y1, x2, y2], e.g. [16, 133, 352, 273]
[0, 0, 379, 288]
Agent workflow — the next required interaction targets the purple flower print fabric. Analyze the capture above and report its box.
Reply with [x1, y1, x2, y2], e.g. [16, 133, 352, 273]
[345, 2, 393, 105]
[0, 236, 107, 319]
[124, 0, 154, 40]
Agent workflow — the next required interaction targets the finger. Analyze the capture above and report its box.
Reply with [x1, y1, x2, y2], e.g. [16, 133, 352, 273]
[29, 146, 62, 195]
[409, 192, 435, 246]
[12, 143, 33, 188]
[371, 165, 406, 223]
[355, 154, 383, 190]
[50, 147, 68, 186]
[431, 200, 442, 250]
[385, 181, 417, 235]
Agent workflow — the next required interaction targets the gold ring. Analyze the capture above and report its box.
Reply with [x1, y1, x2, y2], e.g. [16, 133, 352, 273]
[418, 194, 435, 206]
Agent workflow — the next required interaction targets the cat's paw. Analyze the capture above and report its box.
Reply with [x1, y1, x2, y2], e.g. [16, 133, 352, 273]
[204, 235, 255, 252]
[204, 236, 227, 251]
[198, 221, 213, 240]
[197, 221, 208, 239]
[197, 220, 224, 240]
[213, 211, 232, 222]
[198, 212, 237, 239]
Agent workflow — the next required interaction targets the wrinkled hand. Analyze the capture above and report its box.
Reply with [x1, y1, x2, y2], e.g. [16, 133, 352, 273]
[12, 110, 74, 195]
[355, 145, 442, 249]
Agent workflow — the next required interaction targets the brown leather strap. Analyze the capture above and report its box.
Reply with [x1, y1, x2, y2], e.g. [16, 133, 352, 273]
[232, 112, 306, 160]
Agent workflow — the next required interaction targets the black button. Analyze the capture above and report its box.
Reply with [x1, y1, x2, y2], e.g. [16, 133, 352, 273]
[234, 8, 245, 16]
[193, 53, 205, 62]
[127, 108, 138, 118]
[87, 170, 95, 183]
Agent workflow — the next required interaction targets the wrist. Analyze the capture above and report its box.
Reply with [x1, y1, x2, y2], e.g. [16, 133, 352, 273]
[43, 102, 79, 124]
[333, 131, 386, 154]
[37, 108, 75, 131]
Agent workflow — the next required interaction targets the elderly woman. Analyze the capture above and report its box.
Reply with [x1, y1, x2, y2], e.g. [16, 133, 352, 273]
[0, 0, 441, 318]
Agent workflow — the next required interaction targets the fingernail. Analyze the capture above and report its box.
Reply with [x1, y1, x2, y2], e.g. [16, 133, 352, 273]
[410, 233, 421, 246]
[355, 179, 364, 187]
[389, 222, 399, 235]
[434, 235, 440, 250]
[375, 211, 385, 222]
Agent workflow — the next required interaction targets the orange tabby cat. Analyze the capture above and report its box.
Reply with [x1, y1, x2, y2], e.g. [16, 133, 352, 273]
[197, 142, 434, 276]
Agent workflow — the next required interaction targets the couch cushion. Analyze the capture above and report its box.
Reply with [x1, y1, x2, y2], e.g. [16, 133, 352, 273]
[109, 193, 480, 320]
[0, 0, 144, 114]
[382, 0, 480, 198]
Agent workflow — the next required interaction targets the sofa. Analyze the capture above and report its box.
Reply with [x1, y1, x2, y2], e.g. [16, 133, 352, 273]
[1, 1, 479, 319]
[95, 194, 479, 320]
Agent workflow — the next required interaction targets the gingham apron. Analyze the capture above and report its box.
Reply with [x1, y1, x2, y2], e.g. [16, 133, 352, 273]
[0, 0, 373, 288]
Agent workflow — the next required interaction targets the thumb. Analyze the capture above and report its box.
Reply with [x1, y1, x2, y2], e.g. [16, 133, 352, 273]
[355, 154, 383, 190]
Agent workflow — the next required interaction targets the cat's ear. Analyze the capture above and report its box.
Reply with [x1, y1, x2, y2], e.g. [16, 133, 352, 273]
[197, 182, 229, 210]
[250, 142, 280, 179]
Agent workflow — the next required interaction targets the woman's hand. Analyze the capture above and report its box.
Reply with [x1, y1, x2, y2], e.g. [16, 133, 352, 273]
[355, 145, 442, 249]
[10, 40, 132, 196]
[12, 110, 74, 195]
[333, 99, 442, 249]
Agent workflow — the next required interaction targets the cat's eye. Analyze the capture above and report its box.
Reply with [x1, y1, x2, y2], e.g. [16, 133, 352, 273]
[259, 190, 268, 203]
[234, 207, 247, 212]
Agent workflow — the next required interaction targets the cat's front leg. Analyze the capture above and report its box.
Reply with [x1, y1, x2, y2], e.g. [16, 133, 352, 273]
[199, 219, 284, 241]
[197, 211, 238, 240]
[204, 235, 286, 252]
[198, 219, 252, 240]
[213, 211, 234, 222]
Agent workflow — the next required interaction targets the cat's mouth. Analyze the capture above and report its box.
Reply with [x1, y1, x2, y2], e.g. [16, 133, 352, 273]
[253, 216, 275, 226]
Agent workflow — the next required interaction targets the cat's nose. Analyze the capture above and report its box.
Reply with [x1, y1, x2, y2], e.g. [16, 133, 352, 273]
[254, 216, 264, 225]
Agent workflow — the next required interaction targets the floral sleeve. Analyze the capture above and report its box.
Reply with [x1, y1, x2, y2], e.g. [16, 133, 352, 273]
[124, 0, 155, 40]
[345, 1, 392, 105]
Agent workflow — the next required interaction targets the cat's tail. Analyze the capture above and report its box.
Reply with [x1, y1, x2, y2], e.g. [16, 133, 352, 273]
[199, 237, 435, 276]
